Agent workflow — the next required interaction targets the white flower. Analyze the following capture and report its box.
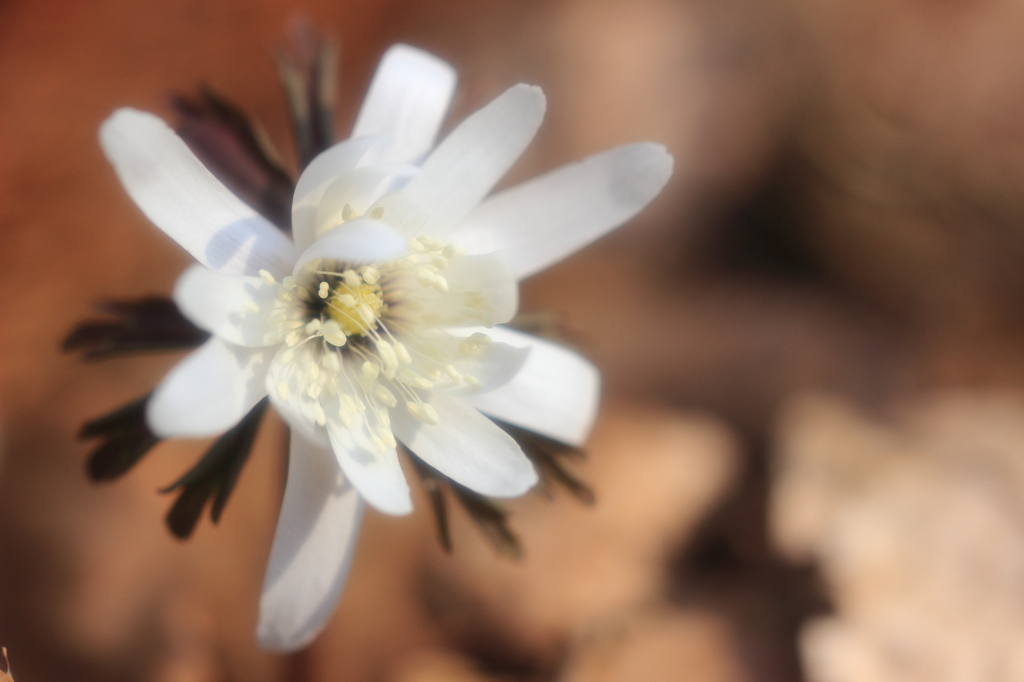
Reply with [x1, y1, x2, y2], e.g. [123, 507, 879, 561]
[99, 45, 672, 651]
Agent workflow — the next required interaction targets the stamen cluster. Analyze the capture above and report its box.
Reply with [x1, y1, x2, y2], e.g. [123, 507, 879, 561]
[256, 236, 494, 453]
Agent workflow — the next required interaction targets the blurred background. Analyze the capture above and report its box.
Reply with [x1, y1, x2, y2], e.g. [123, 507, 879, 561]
[4, 0, 1024, 679]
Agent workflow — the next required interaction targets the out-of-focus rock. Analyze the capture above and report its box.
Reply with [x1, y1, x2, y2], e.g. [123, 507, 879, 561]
[425, 400, 740, 653]
[560, 609, 748, 682]
[771, 392, 1024, 682]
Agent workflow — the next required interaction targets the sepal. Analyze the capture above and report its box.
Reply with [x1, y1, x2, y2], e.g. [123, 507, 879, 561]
[161, 398, 269, 539]
[64, 297, 209, 360]
[80, 393, 160, 481]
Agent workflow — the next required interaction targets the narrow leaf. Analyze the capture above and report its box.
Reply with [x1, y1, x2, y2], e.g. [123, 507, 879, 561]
[80, 393, 161, 482]
[172, 86, 295, 230]
[64, 297, 209, 360]
[161, 398, 268, 539]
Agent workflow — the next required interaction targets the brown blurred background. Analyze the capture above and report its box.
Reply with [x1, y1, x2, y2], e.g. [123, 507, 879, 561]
[4, 0, 1024, 680]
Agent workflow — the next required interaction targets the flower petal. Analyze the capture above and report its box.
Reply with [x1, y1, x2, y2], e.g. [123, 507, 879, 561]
[313, 164, 418, 241]
[394, 84, 546, 239]
[100, 108, 296, 277]
[173, 265, 283, 346]
[293, 218, 408, 275]
[391, 392, 537, 497]
[462, 326, 599, 447]
[441, 253, 518, 326]
[352, 44, 457, 165]
[391, 253, 517, 328]
[411, 332, 529, 397]
[327, 418, 412, 516]
[452, 143, 674, 280]
[257, 430, 364, 652]
[292, 136, 381, 252]
[146, 337, 274, 438]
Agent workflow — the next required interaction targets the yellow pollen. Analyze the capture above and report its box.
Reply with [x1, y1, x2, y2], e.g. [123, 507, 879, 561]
[327, 282, 385, 336]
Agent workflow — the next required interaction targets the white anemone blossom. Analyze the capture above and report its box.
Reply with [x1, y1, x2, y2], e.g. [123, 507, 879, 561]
[99, 45, 672, 651]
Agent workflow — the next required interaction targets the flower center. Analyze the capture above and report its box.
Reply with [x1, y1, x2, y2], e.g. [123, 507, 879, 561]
[325, 280, 385, 337]
[258, 236, 495, 450]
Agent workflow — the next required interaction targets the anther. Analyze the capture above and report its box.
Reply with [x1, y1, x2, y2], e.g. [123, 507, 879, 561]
[341, 203, 354, 221]
[337, 408, 353, 428]
[305, 319, 322, 335]
[277, 382, 291, 400]
[244, 300, 260, 314]
[406, 401, 421, 419]
[313, 403, 327, 426]
[343, 270, 362, 287]
[362, 361, 380, 381]
[445, 364, 462, 382]
[421, 404, 439, 425]
[259, 269, 276, 285]
[432, 275, 449, 293]
[337, 293, 357, 306]
[393, 342, 412, 364]
[374, 385, 397, 408]
[282, 276, 297, 290]
[360, 266, 380, 285]
[370, 206, 384, 220]
[376, 340, 399, 373]
[322, 320, 347, 347]
[318, 282, 330, 299]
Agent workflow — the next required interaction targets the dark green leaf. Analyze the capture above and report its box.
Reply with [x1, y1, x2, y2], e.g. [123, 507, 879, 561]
[276, 18, 337, 169]
[407, 451, 453, 553]
[495, 420, 595, 505]
[162, 398, 268, 540]
[172, 86, 295, 230]
[449, 482, 523, 561]
[64, 297, 209, 361]
[80, 393, 160, 482]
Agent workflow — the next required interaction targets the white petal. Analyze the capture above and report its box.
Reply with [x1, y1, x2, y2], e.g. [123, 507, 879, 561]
[396, 84, 546, 239]
[391, 393, 536, 497]
[313, 163, 418, 241]
[293, 218, 407, 275]
[327, 418, 412, 516]
[100, 108, 296, 277]
[173, 265, 282, 347]
[391, 253, 517, 328]
[462, 326, 599, 447]
[442, 253, 518, 325]
[258, 430, 364, 652]
[292, 136, 382, 252]
[412, 333, 529, 397]
[452, 143, 673, 280]
[352, 44, 457, 165]
[147, 338, 274, 438]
